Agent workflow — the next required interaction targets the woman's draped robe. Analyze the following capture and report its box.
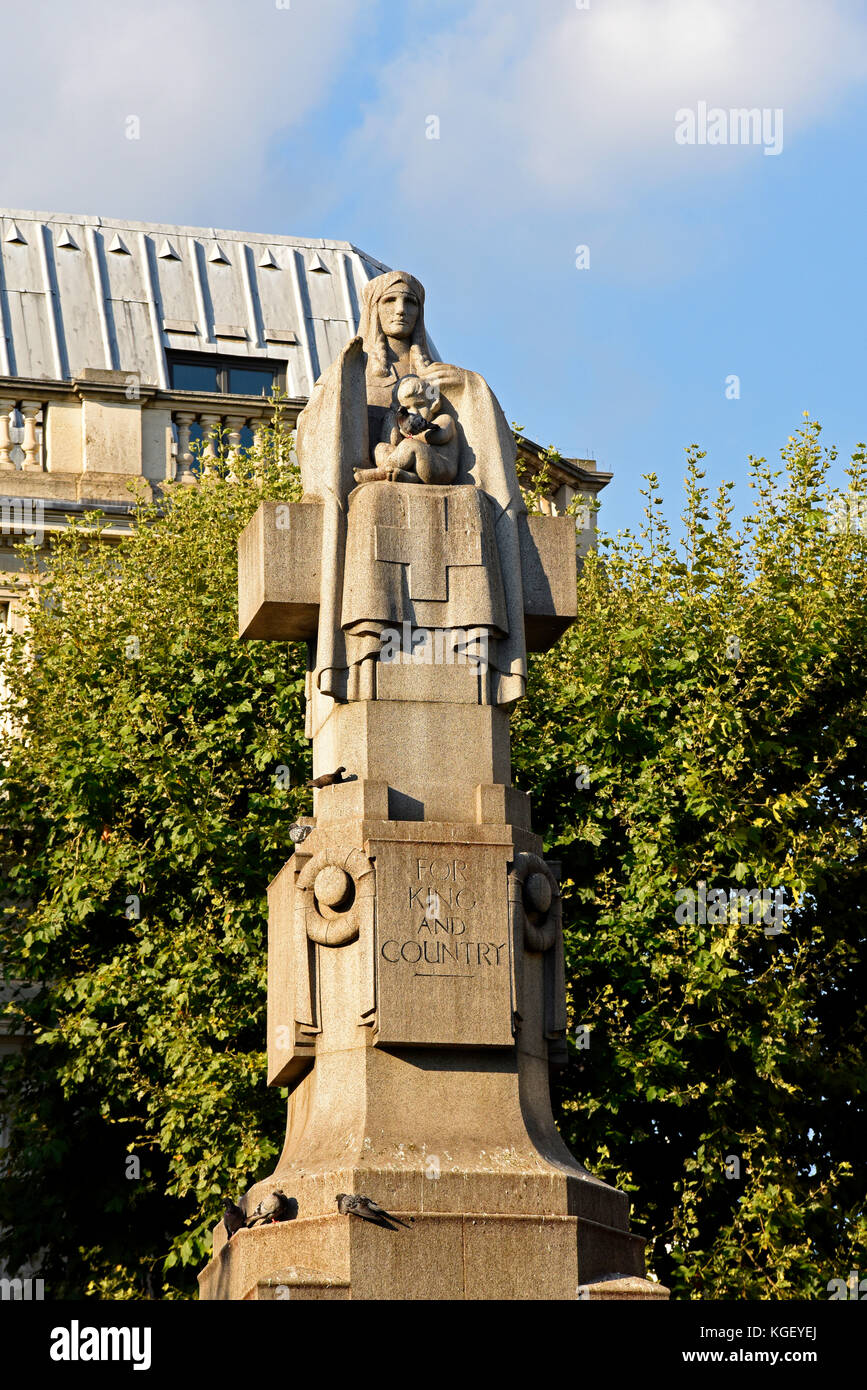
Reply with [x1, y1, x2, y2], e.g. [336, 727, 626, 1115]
[296, 336, 527, 731]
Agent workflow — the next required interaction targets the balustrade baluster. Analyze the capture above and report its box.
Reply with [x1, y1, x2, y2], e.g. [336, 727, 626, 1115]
[0, 400, 15, 469]
[21, 404, 42, 471]
[198, 413, 222, 476]
[174, 412, 196, 484]
[225, 414, 247, 481]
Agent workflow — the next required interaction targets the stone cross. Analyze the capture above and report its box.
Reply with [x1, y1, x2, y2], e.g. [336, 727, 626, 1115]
[373, 492, 482, 601]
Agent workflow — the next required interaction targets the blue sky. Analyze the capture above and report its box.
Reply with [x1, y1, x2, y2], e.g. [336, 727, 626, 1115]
[3, 0, 867, 535]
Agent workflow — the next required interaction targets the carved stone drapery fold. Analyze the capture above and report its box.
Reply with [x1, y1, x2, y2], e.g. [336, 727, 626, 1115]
[296, 273, 528, 708]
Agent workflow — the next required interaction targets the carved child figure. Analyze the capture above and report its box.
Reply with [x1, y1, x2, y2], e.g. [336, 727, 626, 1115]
[355, 375, 459, 486]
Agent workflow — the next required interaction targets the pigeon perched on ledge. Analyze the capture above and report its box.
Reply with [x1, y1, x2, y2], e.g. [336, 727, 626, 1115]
[307, 767, 355, 789]
[336, 1193, 413, 1229]
[246, 1190, 295, 1227]
[223, 1198, 246, 1239]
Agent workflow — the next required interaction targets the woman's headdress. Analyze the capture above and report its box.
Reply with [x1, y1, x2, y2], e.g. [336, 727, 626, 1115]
[358, 270, 434, 378]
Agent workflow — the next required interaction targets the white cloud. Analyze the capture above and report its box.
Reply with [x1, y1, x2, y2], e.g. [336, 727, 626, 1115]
[0, 0, 368, 224]
[345, 0, 867, 215]
[3, 0, 865, 272]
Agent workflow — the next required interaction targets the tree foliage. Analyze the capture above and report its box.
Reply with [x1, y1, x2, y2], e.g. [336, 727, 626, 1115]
[517, 418, 867, 1297]
[0, 405, 306, 1296]
[1, 413, 864, 1298]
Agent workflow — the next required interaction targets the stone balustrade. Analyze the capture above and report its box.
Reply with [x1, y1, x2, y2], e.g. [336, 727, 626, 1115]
[0, 398, 46, 471]
[0, 373, 296, 495]
[172, 405, 274, 484]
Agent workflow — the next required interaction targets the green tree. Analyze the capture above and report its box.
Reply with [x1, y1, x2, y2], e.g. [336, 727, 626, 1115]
[1, 413, 864, 1298]
[0, 402, 307, 1297]
[515, 417, 867, 1297]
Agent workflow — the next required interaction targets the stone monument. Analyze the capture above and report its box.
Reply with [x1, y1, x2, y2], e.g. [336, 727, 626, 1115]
[198, 271, 666, 1301]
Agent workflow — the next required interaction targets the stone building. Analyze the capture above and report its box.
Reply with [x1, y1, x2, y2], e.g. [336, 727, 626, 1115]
[0, 208, 609, 635]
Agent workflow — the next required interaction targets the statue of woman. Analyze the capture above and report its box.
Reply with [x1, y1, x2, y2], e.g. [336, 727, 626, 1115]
[296, 270, 527, 718]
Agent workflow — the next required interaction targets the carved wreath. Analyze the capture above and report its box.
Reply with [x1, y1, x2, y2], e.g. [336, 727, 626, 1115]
[508, 852, 561, 952]
[296, 846, 375, 946]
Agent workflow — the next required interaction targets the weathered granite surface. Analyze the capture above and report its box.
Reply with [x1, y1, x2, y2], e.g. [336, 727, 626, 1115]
[200, 270, 666, 1301]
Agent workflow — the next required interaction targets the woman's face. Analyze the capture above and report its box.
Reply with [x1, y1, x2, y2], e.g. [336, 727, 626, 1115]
[378, 286, 420, 340]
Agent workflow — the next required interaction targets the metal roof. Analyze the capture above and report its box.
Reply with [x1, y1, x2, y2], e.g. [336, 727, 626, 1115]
[0, 209, 391, 396]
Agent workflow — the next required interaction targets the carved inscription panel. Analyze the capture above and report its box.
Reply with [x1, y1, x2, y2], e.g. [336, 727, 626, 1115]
[372, 840, 515, 1048]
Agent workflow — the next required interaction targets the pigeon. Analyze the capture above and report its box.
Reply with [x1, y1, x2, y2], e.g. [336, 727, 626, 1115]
[397, 406, 432, 438]
[223, 1197, 246, 1240]
[246, 1190, 293, 1227]
[307, 766, 351, 789]
[336, 1193, 413, 1229]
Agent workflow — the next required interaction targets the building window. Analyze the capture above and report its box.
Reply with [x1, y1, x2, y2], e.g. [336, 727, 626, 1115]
[167, 352, 282, 397]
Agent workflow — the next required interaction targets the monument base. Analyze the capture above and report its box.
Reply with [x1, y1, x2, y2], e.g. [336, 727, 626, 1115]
[198, 799, 666, 1301]
[198, 1198, 649, 1302]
